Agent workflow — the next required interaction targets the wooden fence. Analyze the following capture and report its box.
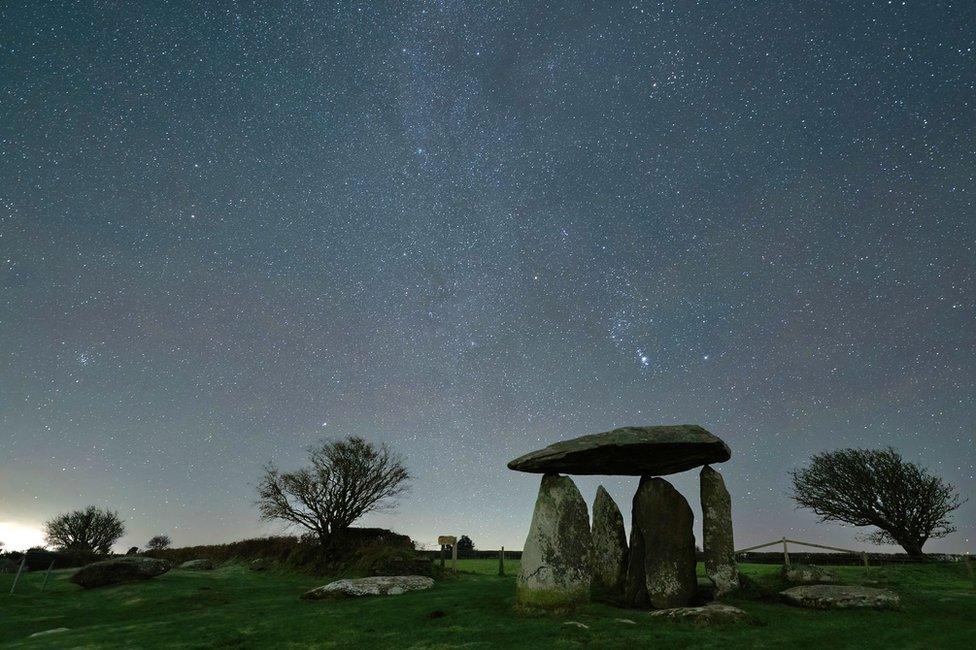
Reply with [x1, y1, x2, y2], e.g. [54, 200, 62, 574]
[736, 537, 870, 566]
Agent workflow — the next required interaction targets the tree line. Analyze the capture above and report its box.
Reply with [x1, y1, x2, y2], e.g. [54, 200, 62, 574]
[14, 438, 965, 560]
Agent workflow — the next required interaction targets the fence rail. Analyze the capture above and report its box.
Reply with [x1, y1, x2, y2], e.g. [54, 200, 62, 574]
[736, 537, 870, 566]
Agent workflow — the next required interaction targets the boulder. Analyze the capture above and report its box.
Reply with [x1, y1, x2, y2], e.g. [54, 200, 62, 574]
[70, 557, 170, 589]
[249, 558, 269, 571]
[781, 563, 840, 584]
[780, 584, 900, 610]
[700, 466, 739, 596]
[591, 485, 628, 600]
[624, 476, 697, 609]
[649, 603, 755, 626]
[179, 559, 214, 571]
[301, 575, 434, 599]
[507, 425, 730, 476]
[516, 473, 592, 608]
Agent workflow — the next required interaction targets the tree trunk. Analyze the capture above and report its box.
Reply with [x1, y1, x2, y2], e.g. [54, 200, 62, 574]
[896, 537, 926, 559]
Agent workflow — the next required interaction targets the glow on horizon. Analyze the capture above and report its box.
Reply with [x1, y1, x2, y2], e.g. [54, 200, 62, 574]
[0, 521, 47, 551]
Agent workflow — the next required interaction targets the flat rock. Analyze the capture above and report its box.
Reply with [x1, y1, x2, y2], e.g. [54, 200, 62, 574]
[781, 563, 840, 585]
[70, 557, 171, 589]
[517, 473, 593, 609]
[649, 603, 754, 626]
[29, 628, 70, 638]
[780, 584, 900, 610]
[507, 425, 730, 476]
[590, 485, 628, 600]
[700, 466, 739, 596]
[179, 559, 214, 571]
[301, 575, 434, 600]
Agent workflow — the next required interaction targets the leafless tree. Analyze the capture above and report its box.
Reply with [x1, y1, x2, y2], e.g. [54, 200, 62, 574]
[790, 447, 964, 557]
[44, 506, 126, 554]
[256, 436, 410, 548]
[146, 534, 172, 551]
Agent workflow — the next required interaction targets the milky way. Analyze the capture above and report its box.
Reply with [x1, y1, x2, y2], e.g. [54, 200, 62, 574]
[2, 2, 973, 553]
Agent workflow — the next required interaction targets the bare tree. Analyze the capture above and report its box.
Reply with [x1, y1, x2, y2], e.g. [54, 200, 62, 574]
[44, 506, 126, 554]
[256, 436, 410, 548]
[146, 535, 172, 551]
[790, 447, 964, 557]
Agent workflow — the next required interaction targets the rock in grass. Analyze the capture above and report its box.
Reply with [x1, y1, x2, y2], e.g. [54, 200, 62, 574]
[249, 558, 269, 571]
[649, 603, 754, 626]
[29, 628, 70, 638]
[70, 557, 170, 589]
[179, 559, 215, 571]
[517, 473, 593, 609]
[780, 584, 900, 610]
[700, 466, 739, 597]
[591, 485, 628, 600]
[301, 575, 435, 599]
[625, 476, 697, 609]
[507, 425, 730, 476]
[781, 563, 840, 585]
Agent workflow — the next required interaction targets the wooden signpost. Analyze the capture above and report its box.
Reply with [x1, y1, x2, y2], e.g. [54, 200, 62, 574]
[438, 535, 458, 570]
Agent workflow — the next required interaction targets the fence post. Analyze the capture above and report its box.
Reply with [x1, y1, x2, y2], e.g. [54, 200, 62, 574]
[781, 537, 790, 566]
[41, 560, 56, 591]
[498, 547, 505, 576]
[439, 545, 445, 569]
[451, 542, 458, 570]
[861, 552, 869, 567]
[9, 557, 26, 595]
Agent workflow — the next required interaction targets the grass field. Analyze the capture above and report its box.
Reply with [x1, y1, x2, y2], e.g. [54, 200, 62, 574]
[1, 559, 973, 648]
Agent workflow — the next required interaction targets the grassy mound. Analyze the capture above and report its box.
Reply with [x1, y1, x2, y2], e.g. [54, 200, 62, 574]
[142, 527, 428, 577]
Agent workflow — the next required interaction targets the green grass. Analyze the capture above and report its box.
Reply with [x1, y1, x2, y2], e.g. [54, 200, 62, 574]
[0, 560, 973, 648]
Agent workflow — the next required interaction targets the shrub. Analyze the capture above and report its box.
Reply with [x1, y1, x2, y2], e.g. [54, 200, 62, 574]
[44, 506, 125, 553]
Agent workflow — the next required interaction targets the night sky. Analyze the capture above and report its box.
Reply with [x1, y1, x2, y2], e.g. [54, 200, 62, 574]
[2, 1, 974, 555]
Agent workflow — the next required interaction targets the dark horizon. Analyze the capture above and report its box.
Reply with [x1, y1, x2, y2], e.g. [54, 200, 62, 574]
[2, 1, 974, 555]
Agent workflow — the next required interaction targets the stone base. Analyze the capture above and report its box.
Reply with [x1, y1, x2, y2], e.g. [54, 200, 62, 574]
[515, 584, 591, 609]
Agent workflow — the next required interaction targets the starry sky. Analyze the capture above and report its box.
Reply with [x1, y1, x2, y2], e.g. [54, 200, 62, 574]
[2, 1, 974, 555]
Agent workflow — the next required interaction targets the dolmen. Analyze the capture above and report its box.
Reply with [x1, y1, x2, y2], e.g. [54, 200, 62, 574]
[508, 424, 738, 609]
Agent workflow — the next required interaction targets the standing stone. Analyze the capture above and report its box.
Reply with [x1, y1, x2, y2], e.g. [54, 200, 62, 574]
[516, 473, 592, 608]
[700, 466, 739, 596]
[625, 476, 697, 609]
[624, 507, 649, 607]
[591, 485, 627, 601]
